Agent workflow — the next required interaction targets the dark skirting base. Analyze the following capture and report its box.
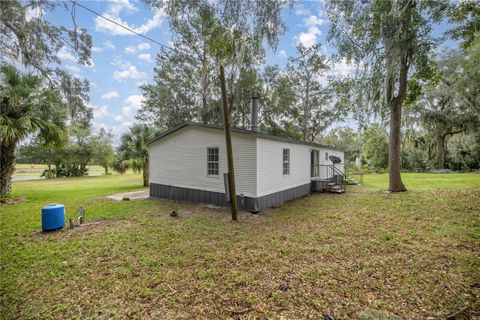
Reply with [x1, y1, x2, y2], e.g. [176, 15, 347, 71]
[150, 183, 312, 212]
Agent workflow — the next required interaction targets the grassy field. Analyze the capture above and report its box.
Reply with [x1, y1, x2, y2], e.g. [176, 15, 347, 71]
[1, 173, 479, 319]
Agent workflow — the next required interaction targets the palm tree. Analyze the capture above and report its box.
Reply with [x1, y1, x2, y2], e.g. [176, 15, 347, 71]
[119, 124, 158, 187]
[0, 65, 67, 195]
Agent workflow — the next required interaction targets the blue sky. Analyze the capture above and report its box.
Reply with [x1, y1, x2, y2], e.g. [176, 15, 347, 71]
[47, 0, 337, 140]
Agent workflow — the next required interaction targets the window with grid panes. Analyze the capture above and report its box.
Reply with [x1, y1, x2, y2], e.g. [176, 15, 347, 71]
[207, 147, 219, 175]
[283, 148, 290, 175]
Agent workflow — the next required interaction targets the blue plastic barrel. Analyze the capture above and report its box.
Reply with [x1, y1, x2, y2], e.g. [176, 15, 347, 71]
[41, 204, 65, 231]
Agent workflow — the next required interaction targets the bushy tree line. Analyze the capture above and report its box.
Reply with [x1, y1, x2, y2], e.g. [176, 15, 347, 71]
[16, 126, 116, 177]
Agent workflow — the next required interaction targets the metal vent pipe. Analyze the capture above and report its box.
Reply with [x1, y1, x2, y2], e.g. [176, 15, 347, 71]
[250, 92, 260, 132]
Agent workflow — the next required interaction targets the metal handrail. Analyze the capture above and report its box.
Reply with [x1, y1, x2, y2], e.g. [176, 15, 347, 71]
[311, 164, 347, 193]
[311, 164, 334, 180]
[332, 165, 347, 192]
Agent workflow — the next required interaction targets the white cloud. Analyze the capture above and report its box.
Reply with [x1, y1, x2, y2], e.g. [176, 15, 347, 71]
[90, 103, 110, 118]
[138, 53, 152, 62]
[313, 59, 355, 88]
[92, 41, 116, 53]
[111, 56, 127, 67]
[102, 90, 119, 99]
[304, 15, 325, 27]
[125, 46, 137, 54]
[125, 42, 151, 54]
[58, 47, 76, 62]
[121, 95, 143, 118]
[295, 8, 311, 16]
[104, 41, 116, 50]
[95, 0, 165, 36]
[114, 114, 124, 122]
[296, 26, 321, 48]
[135, 10, 165, 34]
[113, 64, 147, 81]
[65, 65, 81, 73]
[331, 58, 355, 76]
[137, 43, 150, 51]
[112, 121, 133, 136]
[279, 50, 287, 59]
[101, 121, 129, 137]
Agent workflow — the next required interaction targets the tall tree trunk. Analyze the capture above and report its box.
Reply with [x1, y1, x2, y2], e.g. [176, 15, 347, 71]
[201, 54, 209, 123]
[384, 0, 414, 192]
[200, 26, 210, 124]
[303, 82, 310, 141]
[47, 163, 53, 179]
[0, 141, 16, 196]
[387, 53, 408, 192]
[143, 160, 149, 187]
[436, 134, 447, 169]
[104, 166, 108, 175]
[220, 65, 238, 221]
[388, 99, 407, 192]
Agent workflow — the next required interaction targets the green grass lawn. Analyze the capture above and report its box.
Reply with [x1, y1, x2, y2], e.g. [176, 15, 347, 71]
[1, 173, 479, 319]
[359, 172, 480, 190]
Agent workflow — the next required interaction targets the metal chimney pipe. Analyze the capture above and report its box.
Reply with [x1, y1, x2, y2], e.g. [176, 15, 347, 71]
[250, 92, 259, 132]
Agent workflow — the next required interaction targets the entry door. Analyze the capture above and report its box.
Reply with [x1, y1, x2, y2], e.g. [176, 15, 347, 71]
[311, 150, 319, 177]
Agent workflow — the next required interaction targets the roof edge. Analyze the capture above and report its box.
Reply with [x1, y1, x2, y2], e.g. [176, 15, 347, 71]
[147, 122, 344, 152]
[146, 122, 190, 145]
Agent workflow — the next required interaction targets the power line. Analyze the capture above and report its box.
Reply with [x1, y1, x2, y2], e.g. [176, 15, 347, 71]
[71, 1, 199, 60]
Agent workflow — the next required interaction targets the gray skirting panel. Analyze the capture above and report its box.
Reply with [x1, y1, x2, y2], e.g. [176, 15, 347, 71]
[311, 179, 328, 192]
[150, 183, 312, 212]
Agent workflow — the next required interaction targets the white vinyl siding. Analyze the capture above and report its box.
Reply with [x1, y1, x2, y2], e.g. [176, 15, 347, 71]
[256, 138, 310, 197]
[149, 126, 257, 197]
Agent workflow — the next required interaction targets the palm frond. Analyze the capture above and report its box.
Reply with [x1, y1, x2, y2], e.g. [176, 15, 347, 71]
[0, 65, 68, 146]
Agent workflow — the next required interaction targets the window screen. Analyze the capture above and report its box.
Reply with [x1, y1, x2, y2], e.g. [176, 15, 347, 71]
[283, 148, 290, 175]
[207, 147, 219, 176]
[325, 152, 329, 161]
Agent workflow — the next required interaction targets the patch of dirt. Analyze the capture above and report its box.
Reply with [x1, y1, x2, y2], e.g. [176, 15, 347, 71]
[33, 219, 134, 239]
[105, 189, 149, 201]
[155, 200, 269, 224]
[357, 308, 403, 320]
[0, 196, 26, 205]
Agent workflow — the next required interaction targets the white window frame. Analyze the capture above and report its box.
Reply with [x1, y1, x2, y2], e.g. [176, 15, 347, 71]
[283, 148, 290, 175]
[207, 147, 219, 176]
[311, 150, 319, 177]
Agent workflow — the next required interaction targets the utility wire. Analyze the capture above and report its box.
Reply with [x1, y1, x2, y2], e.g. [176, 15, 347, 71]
[71, 1, 201, 61]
